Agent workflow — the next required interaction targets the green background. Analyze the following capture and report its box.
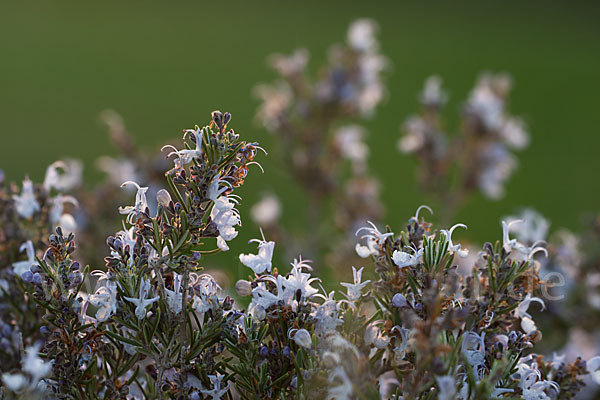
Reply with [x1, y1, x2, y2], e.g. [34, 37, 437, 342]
[1, 1, 599, 277]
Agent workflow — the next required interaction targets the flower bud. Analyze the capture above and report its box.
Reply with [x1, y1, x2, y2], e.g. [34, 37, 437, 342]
[211, 110, 223, 128]
[252, 305, 266, 321]
[223, 112, 232, 126]
[290, 328, 312, 349]
[259, 345, 269, 357]
[21, 270, 33, 283]
[32, 273, 42, 285]
[156, 189, 172, 207]
[235, 280, 252, 296]
[392, 293, 408, 308]
[69, 272, 83, 286]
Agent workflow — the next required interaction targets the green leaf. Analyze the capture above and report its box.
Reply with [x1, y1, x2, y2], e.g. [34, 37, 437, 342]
[104, 330, 144, 347]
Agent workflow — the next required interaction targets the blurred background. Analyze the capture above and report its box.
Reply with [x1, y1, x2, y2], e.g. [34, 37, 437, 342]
[1, 0, 599, 278]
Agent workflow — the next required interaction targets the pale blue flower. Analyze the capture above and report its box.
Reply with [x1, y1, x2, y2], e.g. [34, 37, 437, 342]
[199, 373, 229, 400]
[88, 274, 118, 323]
[239, 229, 275, 274]
[165, 272, 183, 314]
[118, 181, 148, 224]
[441, 223, 469, 258]
[123, 279, 159, 320]
[210, 196, 241, 251]
[12, 176, 40, 219]
[12, 241, 37, 278]
[340, 266, 370, 302]
[392, 247, 423, 268]
[162, 127, 203, 166]
[355, 221, 393, 258]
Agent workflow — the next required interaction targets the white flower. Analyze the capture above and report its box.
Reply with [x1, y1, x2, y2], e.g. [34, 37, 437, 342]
[378, 371, 400, 399]
[392, 247, 423, 269]
[502, 220, 548, 261]
[78, 298, 96, 326]
[289, 328, 312, 349]
[513, 360, 559, 400]
[43, 159, 82, 192]
[324, 334, 361, 360]
[254, 82, 292, 131]
[250, 193, 281, 226]
[239, 230, 275, 274]
[479, 144, 517, 200]
[192, 274, 222, 314]
[436, 375, 457, 400]
[355, 221, 393, 258]
[313, 292, 343, 337]
[49, 193, 78, 224]
[586, 356, 600, 384]
[12, 176, 40, 218]
[0, 279, 8, 294]
[12, 241, 37, 278]
[334, 125, 369, 168]
[347, 19, 378, 52]
[458, 378, 513, 399]
[391, 325, 410, 363]
[249, 258, 319, 314]
[124, 279, 159, 320]
[250, 276, 285, 311]
[207, 174, 231, 202]
[365, 321, 389, 349]
[549, 353, 566, 370]
[465, 74, 509, 131]
[398, 116, 428, 154]
[2, 373, 27, 392]
[410, 204, 434, 223]
[517, 294, 546, 319]
[88, 275, 118, 322]
[22, 345, 52, 386]
[502, 219, 525, 253]
[461, 331, 486, 378]
[500, 117, 529, 150]
[165, 272, 183, 314]
[517, 294, 545, 334]
[441, 223, 469, 258]
[283, 258, 320, 305]
[504, 209, 550, 245]
[340, 266, 370, 302]
[210, 196, 241, 251]
[249, 304, 267, 321]
[420, 76, 447, 107]
[355, 239, 378, 258]
[356, 57, 386, 115]
[327, 366, 353, 400]
[56, 213, 77, 234]
[199, 373, 229, 400]
[270, 49, 308, 77]
[162, 127, 204, 165]
[1, 345, 53, 393]
[118, 181, 148, 224]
